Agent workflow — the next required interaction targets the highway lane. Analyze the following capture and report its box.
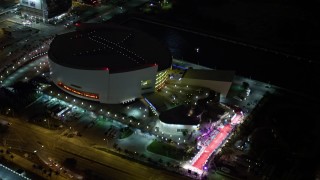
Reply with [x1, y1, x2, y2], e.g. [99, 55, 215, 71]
[1, 115, 188, 180]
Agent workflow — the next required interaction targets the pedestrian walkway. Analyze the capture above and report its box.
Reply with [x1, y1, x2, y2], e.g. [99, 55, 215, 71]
[0, 164, 30, 180]
[0, 146, 69, 180]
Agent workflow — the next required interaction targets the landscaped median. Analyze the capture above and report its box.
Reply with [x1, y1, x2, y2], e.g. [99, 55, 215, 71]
[118, 127, 134, 139]
[146, 140, 185, 160]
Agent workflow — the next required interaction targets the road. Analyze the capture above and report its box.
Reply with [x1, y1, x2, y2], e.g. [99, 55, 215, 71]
[1, 115, 188, 180]
[192, 114, 242, 170]
[192, 125, 231, 170]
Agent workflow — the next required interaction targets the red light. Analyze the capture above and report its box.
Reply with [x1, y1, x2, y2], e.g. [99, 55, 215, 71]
[102, 67, 109, 71]
[75, 23, 80, 26]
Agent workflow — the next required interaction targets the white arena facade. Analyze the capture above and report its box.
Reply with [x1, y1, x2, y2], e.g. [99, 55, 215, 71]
[48, 24, 172, 104]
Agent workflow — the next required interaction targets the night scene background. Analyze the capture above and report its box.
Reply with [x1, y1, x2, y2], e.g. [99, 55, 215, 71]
[0, 0, 319, 179]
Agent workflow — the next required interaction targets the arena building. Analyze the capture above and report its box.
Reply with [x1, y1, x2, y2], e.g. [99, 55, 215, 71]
[48, 23, 172, 104]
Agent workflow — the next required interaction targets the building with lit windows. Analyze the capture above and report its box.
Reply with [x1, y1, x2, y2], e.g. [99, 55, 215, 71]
[48, 23, 172, 104]
[19, 0, 72, 22]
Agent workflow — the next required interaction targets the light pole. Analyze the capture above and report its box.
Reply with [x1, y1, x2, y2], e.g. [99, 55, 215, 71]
[195, 47, 200, 65]
[103, 138, 109, 146]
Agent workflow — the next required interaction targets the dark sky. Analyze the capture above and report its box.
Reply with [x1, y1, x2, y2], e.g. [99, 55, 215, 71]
[168, 0, 320, 61]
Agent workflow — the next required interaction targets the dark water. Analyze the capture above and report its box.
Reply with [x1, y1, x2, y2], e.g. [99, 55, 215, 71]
[122, 19, 319, 96]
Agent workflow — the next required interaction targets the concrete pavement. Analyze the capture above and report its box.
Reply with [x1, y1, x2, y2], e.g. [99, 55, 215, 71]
[0, 146, 68, 180]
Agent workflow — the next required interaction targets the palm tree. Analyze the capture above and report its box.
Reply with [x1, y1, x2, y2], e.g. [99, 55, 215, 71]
[140, 154, 146, 159]
[117, 147, 122, 152]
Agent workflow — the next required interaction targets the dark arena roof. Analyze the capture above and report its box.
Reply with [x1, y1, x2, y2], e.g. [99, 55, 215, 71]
[48, 23, 172, 73]
[159, 105, 200, 125]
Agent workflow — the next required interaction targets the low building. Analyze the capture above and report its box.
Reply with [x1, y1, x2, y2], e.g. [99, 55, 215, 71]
[158, 105, 200, 135]
[182, 69, 234, 96]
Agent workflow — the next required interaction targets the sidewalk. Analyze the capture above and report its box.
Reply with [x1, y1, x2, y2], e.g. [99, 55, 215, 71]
[0, 146, 69, 180]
